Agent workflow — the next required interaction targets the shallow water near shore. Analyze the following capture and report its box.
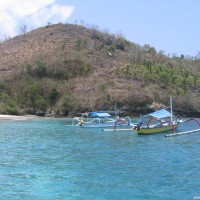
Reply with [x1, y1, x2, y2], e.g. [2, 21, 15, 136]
[0, 118, 200, 200]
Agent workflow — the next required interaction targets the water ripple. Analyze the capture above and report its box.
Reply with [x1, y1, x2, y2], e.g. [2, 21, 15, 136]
[0, 118, 199, 199]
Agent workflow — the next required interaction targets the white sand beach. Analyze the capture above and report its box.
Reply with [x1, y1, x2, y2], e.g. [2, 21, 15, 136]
[0, 114, 36, 121]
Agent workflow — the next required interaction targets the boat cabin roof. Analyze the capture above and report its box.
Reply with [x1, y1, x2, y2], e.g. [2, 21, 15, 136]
[147, 109, 171, 119]
[89, 112, 111, 118]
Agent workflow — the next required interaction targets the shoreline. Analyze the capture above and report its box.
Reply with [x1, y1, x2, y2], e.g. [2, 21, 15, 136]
[0, 114, 199, 121]
[0, 114, 38, 121]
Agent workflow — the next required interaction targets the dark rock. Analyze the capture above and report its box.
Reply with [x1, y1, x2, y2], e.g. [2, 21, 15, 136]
[36, 111, 45, 116]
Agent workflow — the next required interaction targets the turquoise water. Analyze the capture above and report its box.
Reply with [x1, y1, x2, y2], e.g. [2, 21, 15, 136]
[0, 118, 200, 200]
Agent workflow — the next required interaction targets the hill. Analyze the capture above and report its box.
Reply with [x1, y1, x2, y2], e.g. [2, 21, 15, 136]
[0, 23, 199, 117]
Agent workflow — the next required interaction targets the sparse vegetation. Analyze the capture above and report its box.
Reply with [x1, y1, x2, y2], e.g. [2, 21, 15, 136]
[0, 23, 199, 116]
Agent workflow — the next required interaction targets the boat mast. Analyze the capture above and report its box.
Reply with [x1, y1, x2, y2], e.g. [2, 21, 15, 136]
[170, 96, 173, 122]
[114, 103, 117, 119]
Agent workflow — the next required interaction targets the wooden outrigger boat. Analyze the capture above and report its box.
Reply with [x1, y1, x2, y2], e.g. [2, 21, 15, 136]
[134, 97, 179, 135]
[105, 97, 179, 134]
[103, 97, 200, 136]
[134, 97, 200, 135]
[135, 117, 179, 135]
[72, 111, 133, 128]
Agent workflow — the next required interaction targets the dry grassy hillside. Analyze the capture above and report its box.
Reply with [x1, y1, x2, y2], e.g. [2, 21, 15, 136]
[0, 23, 199, 116]
[0, 24, 129, 72]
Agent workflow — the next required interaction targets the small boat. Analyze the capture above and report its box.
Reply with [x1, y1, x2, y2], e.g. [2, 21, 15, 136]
[102, 97, 200, 135]
[134, 97, 179, 135]
[72, 111, 132, 128]
[134, 111, 179, 135]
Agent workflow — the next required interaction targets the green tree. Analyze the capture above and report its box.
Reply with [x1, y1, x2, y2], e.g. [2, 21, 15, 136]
[35, 62, 46, 77]
[49, 88, 59, 104]
[35, 96, 47, 111]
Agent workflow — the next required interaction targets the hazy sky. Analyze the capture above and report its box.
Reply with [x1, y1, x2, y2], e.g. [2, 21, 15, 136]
[0, 0, 199, 57]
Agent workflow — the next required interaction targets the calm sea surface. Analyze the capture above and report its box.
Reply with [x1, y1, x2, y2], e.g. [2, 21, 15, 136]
[0, 118, 200, 200]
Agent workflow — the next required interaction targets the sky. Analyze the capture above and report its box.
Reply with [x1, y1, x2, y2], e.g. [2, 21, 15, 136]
[0, 0, 199, 57]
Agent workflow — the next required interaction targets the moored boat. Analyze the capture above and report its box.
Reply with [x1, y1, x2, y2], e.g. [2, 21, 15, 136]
[135, 120, 179, 135]
[72, 111, 132, 128]
[134, 97, 179, 135]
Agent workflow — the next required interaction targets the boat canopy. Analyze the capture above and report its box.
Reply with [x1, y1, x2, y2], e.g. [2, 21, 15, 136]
[147, 109, 172, 119]
[89, 112, 111, 118]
